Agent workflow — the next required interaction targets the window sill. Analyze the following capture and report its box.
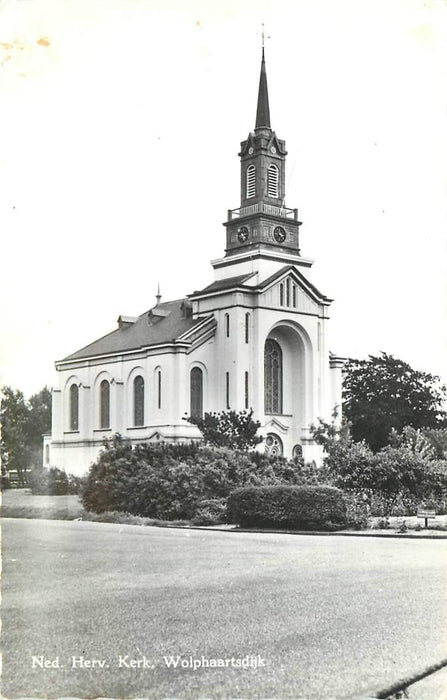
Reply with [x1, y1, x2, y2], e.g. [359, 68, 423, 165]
[64, 430, 80, 435]
[265, 413, 293, 417]
[127, 425, 148, 431]
[93, 428, 112, 433]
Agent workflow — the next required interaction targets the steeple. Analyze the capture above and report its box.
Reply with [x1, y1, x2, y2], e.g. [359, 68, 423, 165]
[221, 45, 303, 265]
[255, 48, 271, 130]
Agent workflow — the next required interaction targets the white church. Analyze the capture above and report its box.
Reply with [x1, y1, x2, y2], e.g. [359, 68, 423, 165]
[44, 50, 344, 476]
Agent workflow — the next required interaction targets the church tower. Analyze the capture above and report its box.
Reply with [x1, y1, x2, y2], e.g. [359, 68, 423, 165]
[219, 48, 307, 279]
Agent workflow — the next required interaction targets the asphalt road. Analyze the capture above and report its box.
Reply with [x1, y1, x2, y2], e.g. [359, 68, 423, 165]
[2, 518, 447, 699]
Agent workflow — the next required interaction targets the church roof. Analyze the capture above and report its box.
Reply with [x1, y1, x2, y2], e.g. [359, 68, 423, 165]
[190, 273, 255, 296]
[190, 265, 332, 304]
[61, 299, 206, 362]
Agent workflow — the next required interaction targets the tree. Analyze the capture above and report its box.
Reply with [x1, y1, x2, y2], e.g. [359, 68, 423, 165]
[343, 353, 447, 451]
[26, 387, 52, 467]
[183, 409, 263, 451]
[0, 387, 30, 485]
[0, 385, 52, 485]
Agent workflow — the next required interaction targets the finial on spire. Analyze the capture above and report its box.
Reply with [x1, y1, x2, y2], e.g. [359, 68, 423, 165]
[156, 283, 161, 306]
[255, 24, 271, 130]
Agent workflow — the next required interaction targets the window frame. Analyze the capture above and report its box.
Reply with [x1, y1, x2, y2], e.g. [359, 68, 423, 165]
[133, 375, 145, 427]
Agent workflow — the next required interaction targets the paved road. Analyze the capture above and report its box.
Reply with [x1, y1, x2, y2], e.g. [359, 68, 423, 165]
[2, 518, 447, 699]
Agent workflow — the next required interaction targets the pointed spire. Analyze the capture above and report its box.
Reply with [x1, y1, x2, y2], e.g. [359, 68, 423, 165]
[255, 46, 271, 130]
[156, 282, 161, 306]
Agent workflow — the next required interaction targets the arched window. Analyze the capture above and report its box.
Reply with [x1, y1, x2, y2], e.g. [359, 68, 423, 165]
[244, 371, 249, 409]
[264, 338, 283, 414]
[267, 164, 279, 197]
[225, 313, 230, 338]
[157, 370, 162, 409]
[133, 375, 145, 426]
[190, 367, 203, 420]
[246, 165, 256, 198]
[245, 312, 250, 343]
[69, 384, 79, 431]
[99, 380, 110, 429]
[279, 283, 284, 306]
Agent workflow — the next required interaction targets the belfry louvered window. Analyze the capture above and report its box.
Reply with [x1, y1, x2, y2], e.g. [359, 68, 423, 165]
[264, 339, 283, 414]
[246, 165, 256, 198]
[267, 164, 279, 197]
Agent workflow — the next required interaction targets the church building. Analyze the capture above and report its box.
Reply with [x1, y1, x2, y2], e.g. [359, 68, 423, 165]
[44, 50, 344, 476]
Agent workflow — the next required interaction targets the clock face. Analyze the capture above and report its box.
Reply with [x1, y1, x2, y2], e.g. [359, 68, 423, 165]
[270, 146, 277, 154]
[273, 226, 286, 243]
[248, 147, 254, 155]
[237, 226, 249, 243]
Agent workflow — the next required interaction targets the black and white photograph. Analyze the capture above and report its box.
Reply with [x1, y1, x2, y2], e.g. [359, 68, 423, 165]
[1, 0, 447, 698]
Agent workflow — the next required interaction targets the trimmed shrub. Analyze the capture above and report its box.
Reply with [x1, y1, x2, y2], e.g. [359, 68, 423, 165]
[227, 485, 347, 530]
[81, 435, 317, 520]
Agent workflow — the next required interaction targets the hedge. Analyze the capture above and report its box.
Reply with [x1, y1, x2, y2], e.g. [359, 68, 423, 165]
[227, 485, 347, 530]
[81, 436, 312, 520]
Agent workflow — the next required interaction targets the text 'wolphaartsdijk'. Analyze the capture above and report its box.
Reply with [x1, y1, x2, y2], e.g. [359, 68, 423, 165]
[163, 655, 266, 670]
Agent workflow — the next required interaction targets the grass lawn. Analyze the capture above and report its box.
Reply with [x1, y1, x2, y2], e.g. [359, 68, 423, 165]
[3, 488, 447, 535]
[2, 488, 84, 519]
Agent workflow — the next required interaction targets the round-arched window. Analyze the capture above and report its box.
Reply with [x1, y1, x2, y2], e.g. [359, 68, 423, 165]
[99, 380, 110, 429]
[133, 375, 145, 426]
[190, 367, 203, 420]
[69, 384, 79, 431]
[264, 338, 283, 414]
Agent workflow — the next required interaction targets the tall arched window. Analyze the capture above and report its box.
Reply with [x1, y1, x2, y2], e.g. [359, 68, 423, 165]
[190, 367, 203, 419]
[157, 370, 162, 409]
[267, 164, 279, 197]
[264, 338, 283, 414]
[133, 375, 145, 426]
[245, 312, 250, 343]
[246, 165, 256, 198]
[69, 384, 79, 431]
[99, 380, 110, 429]
[225, 313, 230, 338]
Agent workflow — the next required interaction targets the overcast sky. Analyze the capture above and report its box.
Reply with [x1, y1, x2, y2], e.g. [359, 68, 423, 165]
[1, 0, 446, 398]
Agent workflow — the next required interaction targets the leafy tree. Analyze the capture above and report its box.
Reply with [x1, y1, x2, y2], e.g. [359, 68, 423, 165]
[26, 387, 52, 466]
[343, 353, 447, 451]
[183, 409, 263, 451]
[0, 385, 52, 485]
[1, 387, 29, 485]
[311, 412, 447, 513]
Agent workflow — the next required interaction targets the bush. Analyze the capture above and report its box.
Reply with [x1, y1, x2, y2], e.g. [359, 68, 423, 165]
[81, 436, 311, 520]
[343, 493, 369, 530]
[191, 498, 227, 526]
[226, 485, 347, 530]
[28, 466, 84, 495]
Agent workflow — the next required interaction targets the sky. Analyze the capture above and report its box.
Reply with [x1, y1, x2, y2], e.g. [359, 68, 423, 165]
[1, 0, 446, 398]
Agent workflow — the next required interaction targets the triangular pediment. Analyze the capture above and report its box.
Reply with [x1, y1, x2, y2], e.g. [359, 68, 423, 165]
[262, 417, 289, 433]
[258, 265, 332, 312]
